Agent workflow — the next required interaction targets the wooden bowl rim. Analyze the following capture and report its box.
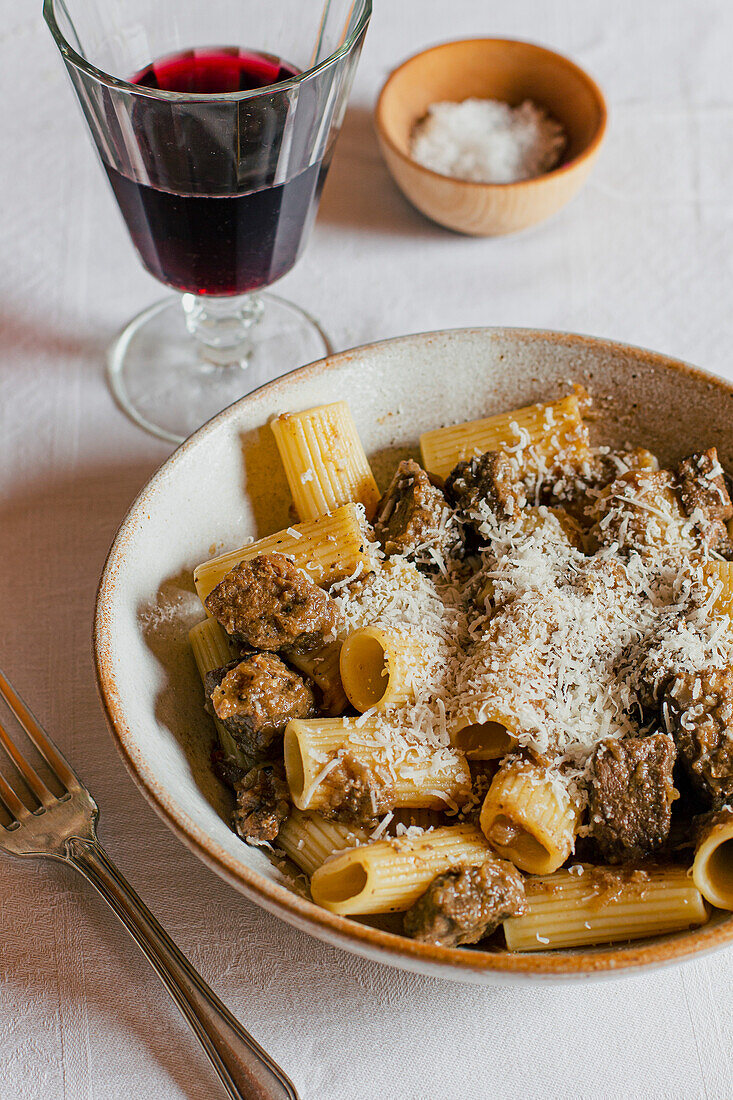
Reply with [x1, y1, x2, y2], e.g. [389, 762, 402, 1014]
[374, 37, 608, 190]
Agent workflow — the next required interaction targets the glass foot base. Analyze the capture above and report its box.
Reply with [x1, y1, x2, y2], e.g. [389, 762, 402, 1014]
[107, 293, 332, 445]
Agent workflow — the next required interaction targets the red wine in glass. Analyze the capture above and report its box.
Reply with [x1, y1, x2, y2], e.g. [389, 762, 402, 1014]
[104, 48, 328, 296]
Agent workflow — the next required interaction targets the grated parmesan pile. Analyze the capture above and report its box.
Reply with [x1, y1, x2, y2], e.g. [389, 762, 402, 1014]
[332, 440, 733, 815]
[454, 497, 731, 766]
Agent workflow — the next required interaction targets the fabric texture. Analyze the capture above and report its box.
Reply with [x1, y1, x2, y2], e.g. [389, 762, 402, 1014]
[1, 1, 733, 1097]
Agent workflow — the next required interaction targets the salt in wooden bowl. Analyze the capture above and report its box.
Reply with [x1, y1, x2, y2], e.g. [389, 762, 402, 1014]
[375, 38, 607, 236]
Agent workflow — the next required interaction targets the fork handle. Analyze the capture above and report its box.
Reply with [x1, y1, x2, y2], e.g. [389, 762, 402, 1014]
[64, 836, 299, 1100]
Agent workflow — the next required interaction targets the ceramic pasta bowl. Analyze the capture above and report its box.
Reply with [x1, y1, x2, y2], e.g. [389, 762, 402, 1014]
[94, 327, 733, 982]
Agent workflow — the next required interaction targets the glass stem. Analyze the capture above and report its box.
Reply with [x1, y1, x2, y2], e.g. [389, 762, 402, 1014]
[181, 292, 265, 368]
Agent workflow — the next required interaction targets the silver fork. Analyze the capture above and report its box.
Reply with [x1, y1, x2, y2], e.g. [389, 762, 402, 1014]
[0, 668, 299, 1100]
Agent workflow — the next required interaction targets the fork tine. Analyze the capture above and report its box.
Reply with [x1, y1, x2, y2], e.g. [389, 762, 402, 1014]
[0, 668, 78, 791]
[0, 714, 58, 807]
[0, 769, 29, 822]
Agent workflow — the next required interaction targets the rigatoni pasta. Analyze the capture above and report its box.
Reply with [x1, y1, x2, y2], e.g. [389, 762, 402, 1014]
[419, 393, 591, 481]
[189, 616, 233, 678]
[276, 808, 368, 877]
[283, 718, 471, 813]
[692, 808, 733, 910]
[310, 825, 494, 915]
[701, 560, 733, 618]
[449, 715, 516, 760]
[503, 866, 709, 951]
[193, 503, 373, 602]
[339, 625, 426, 712]
[479, 758, 581, 874]
[451, 599, 559, 757]
[188, 618, 247, 768]
[271, 402, 380, 522]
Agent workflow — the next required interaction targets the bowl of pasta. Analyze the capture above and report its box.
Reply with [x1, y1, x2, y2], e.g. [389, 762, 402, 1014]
[94, 327, 733, 981]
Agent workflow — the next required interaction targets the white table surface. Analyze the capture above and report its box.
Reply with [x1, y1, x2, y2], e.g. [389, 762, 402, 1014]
[2, 2, 733, 1098]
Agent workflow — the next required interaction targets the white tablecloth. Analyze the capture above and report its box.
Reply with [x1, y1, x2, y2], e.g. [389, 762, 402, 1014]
[2, 2, 733, 1097]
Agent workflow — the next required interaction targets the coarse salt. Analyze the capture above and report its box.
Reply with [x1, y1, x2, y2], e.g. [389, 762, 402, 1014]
[410, 98, 565, 184]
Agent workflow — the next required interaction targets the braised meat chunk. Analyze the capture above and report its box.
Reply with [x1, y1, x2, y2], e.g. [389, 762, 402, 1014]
[374, 458, 461, 563]
[233, 763, 290, 843]
[205, 653, 315, 760]
[588, 734, 677, 862]
[445, 450, 526, 521]
[676, 448, 733, 551]
[319, 752, 395, 827]
[205, 553, 337, 653]
[665, 668, 733, 807]
[403, 859, 526, 947]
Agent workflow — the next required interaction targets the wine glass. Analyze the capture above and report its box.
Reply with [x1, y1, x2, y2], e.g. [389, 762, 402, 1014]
[44, 0, 371, 443]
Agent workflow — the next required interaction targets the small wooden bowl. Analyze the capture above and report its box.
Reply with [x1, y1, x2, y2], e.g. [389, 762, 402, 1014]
[375, 38, 607, 236]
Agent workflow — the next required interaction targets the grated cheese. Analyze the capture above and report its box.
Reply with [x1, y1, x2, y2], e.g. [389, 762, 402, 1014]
[370, 811, 394, 840]
[327, 439, 733, 816]
[300, 756, 340, 809]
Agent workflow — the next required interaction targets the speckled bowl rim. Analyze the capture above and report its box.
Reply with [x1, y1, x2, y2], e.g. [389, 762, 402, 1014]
[94, 327, 733, 981]
[374, 38, 608, 191]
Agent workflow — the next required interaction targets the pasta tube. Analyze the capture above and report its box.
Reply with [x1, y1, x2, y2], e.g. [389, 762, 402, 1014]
[419, 394, 591, 481]
[450, 714, 516, 760]
[271, 402, 380, 522]
[454, 591, 563, 751]
[692, 808, 733, 910]
[339, 626, 426, 712]
[286, 639, 348, 717]
[479, 758, 581, 874]
[451, 655, 540, 758]
[188, 619, 250, 769]
[276, 808, 368, 877]
[503, 866, 709, 951]
[284, 718, 471, 813]
[310, 824, 494, 914]
[189, 617, 234, 677]
[193, 503, 373, 603]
